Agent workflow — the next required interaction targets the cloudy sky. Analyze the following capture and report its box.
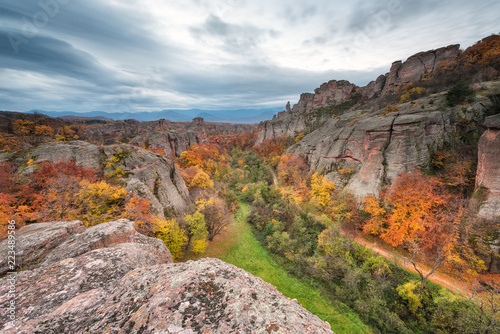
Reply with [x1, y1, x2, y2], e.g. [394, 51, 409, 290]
[0, 0, 499, 114]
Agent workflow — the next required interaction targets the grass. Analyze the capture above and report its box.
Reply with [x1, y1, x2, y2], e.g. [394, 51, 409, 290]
[185, 202, 373, 334]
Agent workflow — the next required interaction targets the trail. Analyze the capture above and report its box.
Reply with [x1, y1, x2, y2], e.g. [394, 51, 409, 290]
[349, 233, 468, 295]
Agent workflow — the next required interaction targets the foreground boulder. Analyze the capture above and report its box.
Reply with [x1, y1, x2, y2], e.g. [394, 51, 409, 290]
[0, 221, 333, 333]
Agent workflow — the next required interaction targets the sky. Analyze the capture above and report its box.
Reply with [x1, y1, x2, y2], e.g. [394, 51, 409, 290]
[0, 0, 499, 114]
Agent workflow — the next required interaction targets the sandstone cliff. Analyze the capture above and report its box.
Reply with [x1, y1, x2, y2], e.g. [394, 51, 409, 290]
[257, 44, 461, 144]
[129, 130, 202, 158]
[476, 114, 500, 220]
[27, 141, 190, 217]
[286, 95, 492, 198]
[0, 220, 333, 333]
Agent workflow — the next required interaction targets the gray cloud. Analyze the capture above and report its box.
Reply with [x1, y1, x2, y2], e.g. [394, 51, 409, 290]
[0, 0, 499, 115]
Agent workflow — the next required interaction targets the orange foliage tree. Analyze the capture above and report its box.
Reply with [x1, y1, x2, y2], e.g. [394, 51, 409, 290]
[362, 170, 461, 286]
[255, 136, 294, 167]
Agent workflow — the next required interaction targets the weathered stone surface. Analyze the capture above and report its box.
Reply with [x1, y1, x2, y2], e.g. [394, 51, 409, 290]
[382, 61, 403, 94]
[476, 114, 500, 220]
[287, 97, 490, 198]
[0, 221, 85, 276]
[29, 141, 191, 214]
[30, 140, 102, 170]
[41, 219, 172, 265]
[382, 44, 460, 94]
[0, 222, 332, 333]
[129, 130, 201, 158]
[313, 80, 358, 109]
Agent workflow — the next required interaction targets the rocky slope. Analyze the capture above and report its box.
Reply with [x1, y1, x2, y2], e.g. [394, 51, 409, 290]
[27, 140, 190, 217]
[0, 220, 333, 334]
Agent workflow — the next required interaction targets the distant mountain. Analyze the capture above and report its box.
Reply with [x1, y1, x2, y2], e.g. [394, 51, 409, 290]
[27, 107, 283, 124]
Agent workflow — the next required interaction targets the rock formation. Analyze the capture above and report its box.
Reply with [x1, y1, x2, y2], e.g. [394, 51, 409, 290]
[257, 44, 461, 144]
[476, 114, 500, 220]
[28, 141, 190, 217]
[287, 97, 492, 198]
[381, 45, 460, 94]
[0, 220, 333, 333]
[129, 130, 202, 158]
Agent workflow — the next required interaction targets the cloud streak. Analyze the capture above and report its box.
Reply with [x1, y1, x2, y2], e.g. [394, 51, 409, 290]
[0, 0, 499, 115]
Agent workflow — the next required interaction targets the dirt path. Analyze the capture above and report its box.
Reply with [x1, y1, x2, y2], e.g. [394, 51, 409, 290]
[350, 233, 468, 295]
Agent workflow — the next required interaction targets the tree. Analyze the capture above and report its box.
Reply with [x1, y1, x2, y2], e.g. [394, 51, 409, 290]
[123, 194, 153, 234]
[197, 196, 231, 241]
[181, 166, 214, 190]
[41, 174, 82, 221]
[184, 211, 208, 254]
[75, 180, 127, 226]
[446, 79, 475, 106]
[277, 153, 308, 185]
[154, 218, 187, 261]
[380, 171, 450, 248]
[361, 195, 387, 235]
[310, 172, 336, 207]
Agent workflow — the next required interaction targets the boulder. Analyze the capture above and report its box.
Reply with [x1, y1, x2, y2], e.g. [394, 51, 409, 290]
[0, 221, 333, 333]
[0, 221, 85, 276]
[129, 131, 202, 158]
[41, 219, 172, 265]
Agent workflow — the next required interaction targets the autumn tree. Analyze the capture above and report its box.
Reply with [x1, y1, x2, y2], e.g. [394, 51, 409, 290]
[181, 166, 213, 190]
[55, 125, 78, 141]
[277, 153, 308, 186]
[196, 196, 231, 241]
[362, 170, 460, 287]
[123, 194, 153, 234]
[255, 136, 294, 167]
[75, 180, 127, 227]
[310, 172, 336, 207]
[184, 211, 208, 254]
[154, 218, 187, 260]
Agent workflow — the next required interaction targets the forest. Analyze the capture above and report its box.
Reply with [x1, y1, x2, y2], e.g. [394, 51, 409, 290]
[1, 115, 499, 333]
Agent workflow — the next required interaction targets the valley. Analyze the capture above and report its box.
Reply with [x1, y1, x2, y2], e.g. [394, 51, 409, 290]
[1, 34, 500, 333]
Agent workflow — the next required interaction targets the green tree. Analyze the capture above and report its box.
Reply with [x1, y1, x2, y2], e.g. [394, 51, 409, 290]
[184, 211, 208, 254]
[446, 79, 475, 106]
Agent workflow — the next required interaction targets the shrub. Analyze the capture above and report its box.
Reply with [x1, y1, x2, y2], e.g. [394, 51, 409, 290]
[446, 80, 475, 106]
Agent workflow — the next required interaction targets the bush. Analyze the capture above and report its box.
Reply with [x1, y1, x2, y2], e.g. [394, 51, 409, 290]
[446, 80, 475, 106]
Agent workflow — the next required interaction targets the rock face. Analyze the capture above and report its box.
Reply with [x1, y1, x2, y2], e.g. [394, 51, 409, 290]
[81, 119, 172, 144]
[257, 44, 461, 144]
[382, 45, 460, 94]
[29, 141, 190, 217]
[476, 114, 500, 220]
[287, 98, 491, 198]
[129, 130, 202, 158]
[0, 221, 85, 276]
[0, 221, 333, 334]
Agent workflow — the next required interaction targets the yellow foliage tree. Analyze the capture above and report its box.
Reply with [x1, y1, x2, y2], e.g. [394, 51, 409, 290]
[361, 195, 387, 235]
[396, 281, 422, 313]
[310, 172, 336, 207]
[76, 180, 127, 227]
[190, 170, 214, 189]
[154, 218, 187, 260]
[184, 211, 208, 254]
